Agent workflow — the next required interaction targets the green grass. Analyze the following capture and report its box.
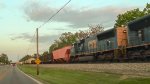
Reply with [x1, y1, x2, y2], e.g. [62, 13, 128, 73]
[18, 65, 150, 84]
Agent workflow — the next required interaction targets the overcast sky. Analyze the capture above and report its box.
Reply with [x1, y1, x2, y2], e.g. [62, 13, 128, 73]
[0, 0, 149, 62]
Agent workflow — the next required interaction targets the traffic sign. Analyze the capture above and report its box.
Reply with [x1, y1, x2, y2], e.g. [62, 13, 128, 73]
[35, 58, 41, 64]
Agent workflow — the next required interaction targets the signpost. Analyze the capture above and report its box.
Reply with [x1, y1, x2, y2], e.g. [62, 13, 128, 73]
[35, 58, 41, 64]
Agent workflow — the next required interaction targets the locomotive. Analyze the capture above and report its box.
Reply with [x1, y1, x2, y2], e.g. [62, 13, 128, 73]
[52, 14, 150, 63]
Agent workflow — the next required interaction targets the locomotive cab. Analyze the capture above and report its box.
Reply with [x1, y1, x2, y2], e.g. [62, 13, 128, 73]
[128, 14, 150, 46]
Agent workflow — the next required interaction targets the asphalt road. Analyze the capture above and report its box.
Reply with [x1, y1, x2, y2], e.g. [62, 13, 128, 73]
[0, 65, 39, 84]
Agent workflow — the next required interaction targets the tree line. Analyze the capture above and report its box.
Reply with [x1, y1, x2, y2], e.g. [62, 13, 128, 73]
[49, 24, 104, 53]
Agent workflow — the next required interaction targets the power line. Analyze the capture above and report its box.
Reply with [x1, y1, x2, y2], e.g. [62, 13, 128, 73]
[26, 31, 36, 55]
[38, 0, 71, 29]
[18, 31, 36, 61]
[23, 0, 71, 59]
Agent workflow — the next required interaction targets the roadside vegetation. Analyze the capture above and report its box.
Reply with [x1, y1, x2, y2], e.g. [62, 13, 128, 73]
[18, 65, 150, 84]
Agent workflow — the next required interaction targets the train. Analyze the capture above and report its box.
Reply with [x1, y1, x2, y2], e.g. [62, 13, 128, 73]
[52, 14, 150, 63]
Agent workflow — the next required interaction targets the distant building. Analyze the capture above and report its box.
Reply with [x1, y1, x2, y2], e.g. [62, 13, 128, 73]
[16, 62, 23, 65]
[24, 57, 35, 64]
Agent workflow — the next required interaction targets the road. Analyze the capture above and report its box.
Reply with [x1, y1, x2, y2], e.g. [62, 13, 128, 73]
[0, 65, 40, 84]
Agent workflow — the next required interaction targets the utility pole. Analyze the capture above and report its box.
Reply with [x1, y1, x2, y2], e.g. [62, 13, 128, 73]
[36, 28, 39, 75]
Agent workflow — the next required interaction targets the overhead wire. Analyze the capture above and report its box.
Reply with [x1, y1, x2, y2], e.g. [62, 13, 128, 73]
[23, 0, 71, 58]
[19, 31, 36, 62]
[38, 0, 71, 29]
[26, 31, 36, 55]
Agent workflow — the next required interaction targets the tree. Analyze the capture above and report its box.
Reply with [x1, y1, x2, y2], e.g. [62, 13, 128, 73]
[40, 51, 50, 63]
[49, 32, 77, 52]
[115, 3, 150, 27]
[0, 53, 9, 64]
[115, 8, 145, 27]
[88, 24, 104, 35]
[49, 24, 104, 55]
[143, 3, 150, 15]
[19, 55, 32, 62]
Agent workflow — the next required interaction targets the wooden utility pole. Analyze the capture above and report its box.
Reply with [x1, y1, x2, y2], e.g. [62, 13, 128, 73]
[36, 28, 39, 75]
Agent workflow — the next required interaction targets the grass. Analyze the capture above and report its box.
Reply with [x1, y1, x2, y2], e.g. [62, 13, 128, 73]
[18, 65, 150, 84]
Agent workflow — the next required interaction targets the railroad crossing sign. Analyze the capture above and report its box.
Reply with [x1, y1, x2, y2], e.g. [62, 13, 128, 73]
[35, 58, 41, 64]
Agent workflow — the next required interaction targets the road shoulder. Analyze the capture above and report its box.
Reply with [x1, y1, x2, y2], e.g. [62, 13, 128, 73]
[17, 66, 43, 84]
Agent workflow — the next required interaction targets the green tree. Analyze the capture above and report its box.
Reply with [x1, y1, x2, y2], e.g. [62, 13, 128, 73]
[48, 24, 104, 59]
[143, 3, 150, 14]
[40, 51, 50, 62]
[0, 53, 9, 64]
[115, 8, 145, 27]
[19, 55, 32, 62]
[49, 32, 77, 52]
[115, 3, 150, 27]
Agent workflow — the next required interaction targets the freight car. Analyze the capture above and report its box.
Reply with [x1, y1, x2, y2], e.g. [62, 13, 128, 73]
[52, 14, 150, 63]
[52, 46, 72, 63]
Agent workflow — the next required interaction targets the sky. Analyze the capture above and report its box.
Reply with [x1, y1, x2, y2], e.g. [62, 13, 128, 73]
[0, 0, 149, 62]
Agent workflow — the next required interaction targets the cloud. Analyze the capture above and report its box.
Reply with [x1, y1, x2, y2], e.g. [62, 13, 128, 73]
[0, 1, 5, 9]
[23, 1, 135, 28]
[24, 1, 55, 22]
[10, 33, 32, 40]
[10, 33, 60, 44]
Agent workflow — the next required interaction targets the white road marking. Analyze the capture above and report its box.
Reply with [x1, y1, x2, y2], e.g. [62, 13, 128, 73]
[16, 66, 43, 84]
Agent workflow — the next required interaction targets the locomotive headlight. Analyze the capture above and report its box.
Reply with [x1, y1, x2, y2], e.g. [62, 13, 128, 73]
[123, 30, 127, 33]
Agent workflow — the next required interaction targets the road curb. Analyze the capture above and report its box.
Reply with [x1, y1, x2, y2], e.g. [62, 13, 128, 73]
[17, 66, 43, 84]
